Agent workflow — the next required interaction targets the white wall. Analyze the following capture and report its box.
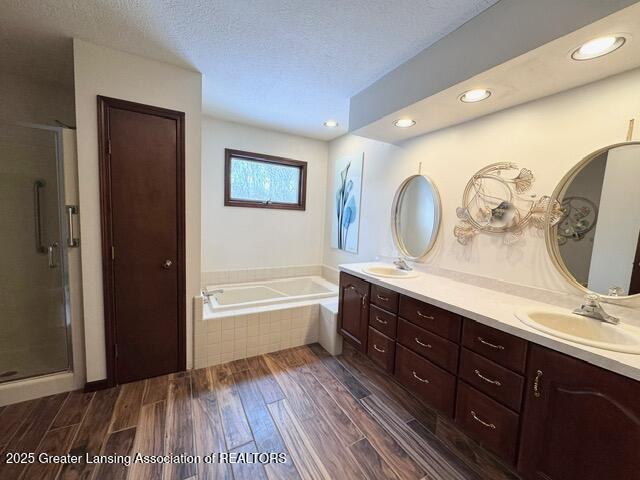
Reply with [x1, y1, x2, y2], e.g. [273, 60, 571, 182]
[201, 117, 328, 271]
[324, 67, 640, 294]
[0, 72, 75, 126]
[74, 40, 202, 382]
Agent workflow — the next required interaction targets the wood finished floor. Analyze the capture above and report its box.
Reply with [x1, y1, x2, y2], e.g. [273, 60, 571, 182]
[0, 343, 520, 480]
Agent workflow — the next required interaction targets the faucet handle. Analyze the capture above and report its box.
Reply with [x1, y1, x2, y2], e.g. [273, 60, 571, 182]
[584, 293, 600, 306]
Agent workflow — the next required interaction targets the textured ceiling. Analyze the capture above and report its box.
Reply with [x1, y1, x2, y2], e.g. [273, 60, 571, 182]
[0, 0, 497, 139]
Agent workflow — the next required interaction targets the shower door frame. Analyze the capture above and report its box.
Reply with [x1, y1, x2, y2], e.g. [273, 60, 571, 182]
[1, 122, 75, 383]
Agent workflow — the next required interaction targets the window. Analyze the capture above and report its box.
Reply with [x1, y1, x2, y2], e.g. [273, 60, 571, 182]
[224, 149, 307, 210]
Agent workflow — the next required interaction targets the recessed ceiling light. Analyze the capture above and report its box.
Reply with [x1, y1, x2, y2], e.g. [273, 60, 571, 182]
[459, 89, 491, 103]
[393, 118, 416, 128]
[571, 35, 626, 60]
[323, 119, 339, 128]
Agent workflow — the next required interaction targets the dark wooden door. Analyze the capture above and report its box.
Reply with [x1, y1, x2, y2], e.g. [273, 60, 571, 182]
[337, 272, 370, 352]
[98, 96, 185, 385]
[518, 344, 640, 480]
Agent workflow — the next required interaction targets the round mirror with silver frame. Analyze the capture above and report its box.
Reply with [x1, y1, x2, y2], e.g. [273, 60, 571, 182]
[391, 174, 442, 261]
[546, 141, 640, 300]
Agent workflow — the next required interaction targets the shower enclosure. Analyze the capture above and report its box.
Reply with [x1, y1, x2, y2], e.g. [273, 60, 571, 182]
[0, 122, 74, 383]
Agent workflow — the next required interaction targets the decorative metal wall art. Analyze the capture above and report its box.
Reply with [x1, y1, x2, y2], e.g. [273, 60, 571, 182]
[556, 196, 598, 245]
[454, 163, 562, 245]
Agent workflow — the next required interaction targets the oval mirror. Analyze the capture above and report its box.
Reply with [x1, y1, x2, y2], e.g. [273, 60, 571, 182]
[391, 174, 441, 260]
[547, 141, 640, 298]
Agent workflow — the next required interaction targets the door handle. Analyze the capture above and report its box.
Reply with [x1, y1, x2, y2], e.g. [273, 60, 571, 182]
[34, 180, 46, 253]
[162, 259, 173, 269]
[66, 205, 79, 247]
[533, 369, 543, 397]
[48, 242, 59, 268]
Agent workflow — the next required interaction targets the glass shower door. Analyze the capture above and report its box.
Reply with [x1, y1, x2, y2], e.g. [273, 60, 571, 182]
[0, 122, 71, 382]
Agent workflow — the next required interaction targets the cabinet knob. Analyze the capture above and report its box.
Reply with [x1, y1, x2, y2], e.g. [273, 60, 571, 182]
[162, 259, 173, 269]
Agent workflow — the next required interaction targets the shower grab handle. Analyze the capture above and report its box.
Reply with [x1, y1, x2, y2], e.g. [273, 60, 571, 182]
[34, 180, 47, 254]
[66, 205, 79, 247]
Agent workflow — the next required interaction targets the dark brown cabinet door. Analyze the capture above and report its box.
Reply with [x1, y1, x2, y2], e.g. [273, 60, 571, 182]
[518, 345, 640, 480]
[99, 97, 185, 385]
[338, 272, 370, 352]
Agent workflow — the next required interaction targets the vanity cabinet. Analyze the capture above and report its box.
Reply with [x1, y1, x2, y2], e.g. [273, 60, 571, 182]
[336, 271, 640, 478]
[337, 272, 370, 352]
[518, 344, 640, 480]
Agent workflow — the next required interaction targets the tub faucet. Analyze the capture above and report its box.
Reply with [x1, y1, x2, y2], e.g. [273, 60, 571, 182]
[394, 258, 412, 271]
[573, 294, 619, 325]
[202, 288, 223, 304]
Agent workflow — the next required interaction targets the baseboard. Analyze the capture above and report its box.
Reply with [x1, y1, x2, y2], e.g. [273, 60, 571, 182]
[84, 379, 110, 392]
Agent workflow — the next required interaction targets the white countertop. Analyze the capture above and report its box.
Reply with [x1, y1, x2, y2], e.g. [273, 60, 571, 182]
[340, 262, 640, 381]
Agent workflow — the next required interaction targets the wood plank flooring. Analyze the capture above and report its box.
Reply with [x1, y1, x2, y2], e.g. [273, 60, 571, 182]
[0, 343, 519, 480]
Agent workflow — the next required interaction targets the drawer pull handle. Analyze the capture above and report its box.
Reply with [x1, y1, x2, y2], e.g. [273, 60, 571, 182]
[533, 369, 543, 398]
[470, 410, 496, 429]
[373, 344, 386, 353]
[417, 311, 435, 320]
[474, 369, 502, 386]
[375, 316, 388, 325]
[477, 337, 505, 350]
[412, 371, 430, 383]
[362, 294, 367, 309]
[376, 294, 389, 302]
[414, 337, 432, 349]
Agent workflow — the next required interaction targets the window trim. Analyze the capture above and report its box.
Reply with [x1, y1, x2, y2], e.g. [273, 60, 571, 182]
[224, 148, 307, 210]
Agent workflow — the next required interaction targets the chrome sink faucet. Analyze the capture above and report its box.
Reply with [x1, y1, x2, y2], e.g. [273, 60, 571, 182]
[573, 294, 619, 325]
[394, 257, 412, 271]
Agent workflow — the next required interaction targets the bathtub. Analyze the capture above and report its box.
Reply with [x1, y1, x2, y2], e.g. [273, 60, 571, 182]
[196, 275, 339, 367]
[203, 276, 337, 314]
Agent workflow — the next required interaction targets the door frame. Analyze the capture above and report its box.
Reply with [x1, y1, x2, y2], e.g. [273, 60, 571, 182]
[97, 95, 186, 387]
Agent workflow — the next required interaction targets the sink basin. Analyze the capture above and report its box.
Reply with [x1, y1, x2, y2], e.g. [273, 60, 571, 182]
[362, 265, 419, 279]
[516, 308, 640, 354]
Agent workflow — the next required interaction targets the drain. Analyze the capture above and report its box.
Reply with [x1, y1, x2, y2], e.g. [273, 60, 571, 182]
[0, 370, 18, 378]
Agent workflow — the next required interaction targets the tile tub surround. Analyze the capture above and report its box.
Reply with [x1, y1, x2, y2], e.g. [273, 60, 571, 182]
[194, 302, 320, 368]
[341, 262, 640, 381]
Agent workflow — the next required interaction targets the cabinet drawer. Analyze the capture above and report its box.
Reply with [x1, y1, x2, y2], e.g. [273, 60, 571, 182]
[370, 284, 399, 313]
[399, 296, 461, 342]
[397, 318, 459, 373]
[462, 320, 527, 373]
[369, 304, 397, 338]
[394, 345, 456, 417]
[455, 382, 520, 464]
[458, 348, 524, 412]
[366, 327, 395, 373]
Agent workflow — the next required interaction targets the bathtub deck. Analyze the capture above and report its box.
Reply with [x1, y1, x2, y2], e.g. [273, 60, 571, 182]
[0, 344, 518, 480]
